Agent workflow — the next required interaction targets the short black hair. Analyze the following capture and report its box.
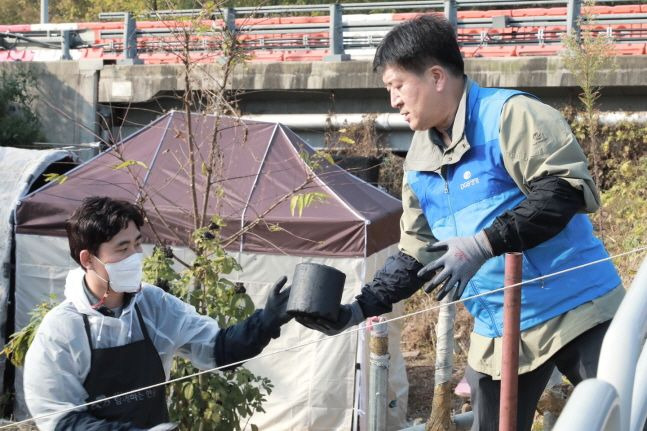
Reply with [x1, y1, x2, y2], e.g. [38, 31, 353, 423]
[373, 14, 464, 77]
[65, 196, 144, 266]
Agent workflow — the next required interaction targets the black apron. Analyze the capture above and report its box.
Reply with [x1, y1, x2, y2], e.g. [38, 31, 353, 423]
[82, 303, 169, 428]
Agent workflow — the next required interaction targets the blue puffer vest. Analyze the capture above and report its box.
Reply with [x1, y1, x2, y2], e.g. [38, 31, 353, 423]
[407, 82, 620, 337]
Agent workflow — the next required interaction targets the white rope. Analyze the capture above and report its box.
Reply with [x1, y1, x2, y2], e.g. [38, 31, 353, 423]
[6, 244, 647, 429]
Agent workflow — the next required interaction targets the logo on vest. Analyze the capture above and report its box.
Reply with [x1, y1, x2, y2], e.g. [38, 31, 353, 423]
[460, 170, 480, 190]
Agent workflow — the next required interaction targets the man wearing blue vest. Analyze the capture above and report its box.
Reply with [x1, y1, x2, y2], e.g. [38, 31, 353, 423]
[298, 15, 624, 430]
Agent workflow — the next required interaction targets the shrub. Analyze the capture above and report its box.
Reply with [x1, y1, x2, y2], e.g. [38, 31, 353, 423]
[0, 69, 43, 147]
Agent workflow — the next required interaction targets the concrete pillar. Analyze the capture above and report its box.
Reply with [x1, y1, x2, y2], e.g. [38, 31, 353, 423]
[77, 61, 103, 144]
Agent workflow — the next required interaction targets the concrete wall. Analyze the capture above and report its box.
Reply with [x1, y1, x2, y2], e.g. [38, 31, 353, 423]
[95, 56, 647, 101]
[2, 55, 647, 147]
[95, 56, 647, 150]
[0, 61, 100, 145]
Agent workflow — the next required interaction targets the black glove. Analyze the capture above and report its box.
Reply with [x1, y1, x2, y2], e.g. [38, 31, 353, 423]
[296, 301, 364, 336]
[260, 276, 292, 330]
[214, 276, 292, 369]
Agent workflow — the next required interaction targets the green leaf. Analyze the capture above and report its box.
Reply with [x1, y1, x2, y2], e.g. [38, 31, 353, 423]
[113, 160, 148, 170]
[43, 173, 68, 185]
[290, 192, 329, 217]
[339, 136, 355, 145]
[290, 194, 299, 217]
[315, 150, 335, 166]
[2, 296, 58, 367]
[183, 382, 194, 400]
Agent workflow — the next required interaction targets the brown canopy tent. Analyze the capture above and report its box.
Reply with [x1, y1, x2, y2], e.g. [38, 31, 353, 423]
[13, 112, 410, 429]
[16, 111, 400, 257]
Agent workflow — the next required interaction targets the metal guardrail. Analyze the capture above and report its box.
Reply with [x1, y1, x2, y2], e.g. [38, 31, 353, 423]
[553, 255, 647, 431]
[4, 0, 647, 62]
[97, 0, 647, 59]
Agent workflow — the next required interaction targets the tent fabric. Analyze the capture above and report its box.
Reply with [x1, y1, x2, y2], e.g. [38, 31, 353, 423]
[13, 114, 409, 429]
[0, 147, 73, 395]
[15, 112, 402, 257]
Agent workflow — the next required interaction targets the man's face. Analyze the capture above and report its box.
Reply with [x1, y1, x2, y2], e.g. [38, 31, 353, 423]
[382, 64, 446, 131]
[91, 220, 143, 280]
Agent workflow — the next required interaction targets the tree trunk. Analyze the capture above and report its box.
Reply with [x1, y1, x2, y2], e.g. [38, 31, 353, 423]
[426, 297, 456, 431]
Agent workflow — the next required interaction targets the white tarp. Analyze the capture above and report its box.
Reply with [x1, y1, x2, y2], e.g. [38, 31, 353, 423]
[0, 147, 72, 393]
[14, 234, 408, 430]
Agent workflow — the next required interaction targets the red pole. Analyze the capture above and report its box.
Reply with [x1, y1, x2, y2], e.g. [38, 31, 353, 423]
[499, 252, 522, 431]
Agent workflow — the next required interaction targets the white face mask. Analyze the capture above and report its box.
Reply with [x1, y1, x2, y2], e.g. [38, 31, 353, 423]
[94, 252, 144, 293]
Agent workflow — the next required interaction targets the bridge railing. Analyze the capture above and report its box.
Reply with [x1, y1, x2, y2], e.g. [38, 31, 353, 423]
[1, 0, 647, 62]
[553, 255, 647, 431]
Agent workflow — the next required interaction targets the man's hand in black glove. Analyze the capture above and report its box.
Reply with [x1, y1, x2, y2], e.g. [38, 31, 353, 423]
[296, 302, 364, 336]
[260, 276, 292, 330]
[214, 276, 292, 368]
[417, 231, 494, 301]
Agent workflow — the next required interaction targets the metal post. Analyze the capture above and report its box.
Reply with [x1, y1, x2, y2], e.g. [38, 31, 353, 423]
[223, 7, 236, 34]
[324, 3, 350, 61]
[40, 0, 48, 24]
[566, 0, 582, 38]
[368, 317, 389, 431]
[499, 252, 522, 431]
[118, 12, 142, 65]
[443, 0, 457, 32]
[61, 30, 72, 60]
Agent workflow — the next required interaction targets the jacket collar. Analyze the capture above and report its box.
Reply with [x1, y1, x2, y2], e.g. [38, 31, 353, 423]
[65, 267, 137, 317]
[404, 77, 477, 173]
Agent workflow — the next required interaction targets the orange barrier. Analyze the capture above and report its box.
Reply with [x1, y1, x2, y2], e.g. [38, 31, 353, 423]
[249, 50, 285, 62]
[460, 46, 482, 58]
[612, 43, 646, 55]
[138, 52, 181, 64]
[510, 7, 567, 17]
[80, 47, 104, 59]
[283, 49, 329, 61]
[78, 22, 122, 30]
[0, 24, 32, 33]
[459, 9, 514, 19]
[392, 12, 437, 22]
[0, 49, 34, 61]
[474, 45, 517, 57]
[517, 44, 564, 56]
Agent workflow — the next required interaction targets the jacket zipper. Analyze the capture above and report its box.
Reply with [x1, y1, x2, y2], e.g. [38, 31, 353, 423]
[439, 166, 456, 235]
[440, 165, 502, 336]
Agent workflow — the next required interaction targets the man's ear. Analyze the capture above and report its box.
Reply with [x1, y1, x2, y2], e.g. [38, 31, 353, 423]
[79, 250, 93, 271]
[427, 65, 447, 91]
